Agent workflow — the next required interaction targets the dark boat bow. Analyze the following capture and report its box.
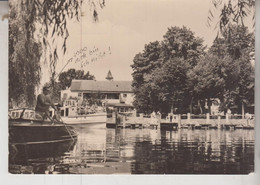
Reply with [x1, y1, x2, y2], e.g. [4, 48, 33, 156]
[9, 119, 77, 145]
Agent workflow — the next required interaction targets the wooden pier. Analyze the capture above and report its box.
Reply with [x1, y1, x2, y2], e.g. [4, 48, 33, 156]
[106, 112, 254, 130]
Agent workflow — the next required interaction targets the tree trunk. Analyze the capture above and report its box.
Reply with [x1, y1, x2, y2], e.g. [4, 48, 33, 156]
[207, 98, 212, 115]
[190, 97, 193, 114]
[198, 100, 203, 114]
[170, 105, 173, 113]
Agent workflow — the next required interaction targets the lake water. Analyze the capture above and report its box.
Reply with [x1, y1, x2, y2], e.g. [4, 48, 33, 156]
[9, 125, 254, 174]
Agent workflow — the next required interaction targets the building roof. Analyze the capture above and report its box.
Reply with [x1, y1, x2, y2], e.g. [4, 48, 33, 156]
[70, 80, 133, 93]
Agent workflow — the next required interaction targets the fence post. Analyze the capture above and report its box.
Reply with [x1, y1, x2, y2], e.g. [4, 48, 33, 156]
[140, 113, 144, 123]
[133, 109, 137, 117]
[206, 113, 210, 124]
[178, 114, 181, 128]
[187, 113, 191, 124]
[218, 115, 221, 129]
[226, 113, 229, 125]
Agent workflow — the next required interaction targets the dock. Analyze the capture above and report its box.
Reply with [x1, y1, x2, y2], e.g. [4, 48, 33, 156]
[106, 112, 254, 130]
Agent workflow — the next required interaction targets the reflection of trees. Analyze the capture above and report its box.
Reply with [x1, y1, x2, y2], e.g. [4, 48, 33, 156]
[131, 130, 254, 174]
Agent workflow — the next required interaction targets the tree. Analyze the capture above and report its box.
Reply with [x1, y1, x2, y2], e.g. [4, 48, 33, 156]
[189, 25, 254, 114]
[147, 58, 190, 114]
[9, 3, 42, 107]
[208, 0, 255, 33]
[132, 26, 205, 114]
[218, 54, 254, 114]
[43, 81, 62, 103]
[58, 68, 95, 90]
[161, 26, 205, 67]
[9, 0, 104, 107]
[188, 54, 225, 113]
[210, 25, 254, 60]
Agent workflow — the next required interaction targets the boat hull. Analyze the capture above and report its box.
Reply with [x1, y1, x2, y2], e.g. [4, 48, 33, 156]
[62, 113, 107, 125]
[9, 119, 77, 145]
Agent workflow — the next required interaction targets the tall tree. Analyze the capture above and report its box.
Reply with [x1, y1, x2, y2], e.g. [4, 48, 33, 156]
[9, 0, 104, 107]
[189, 25, 254, 114]
[161, 26, 205, 67]
[188, 54, 225, 113]
[132, 26, 205, 114]
[9, 3, 42, 107]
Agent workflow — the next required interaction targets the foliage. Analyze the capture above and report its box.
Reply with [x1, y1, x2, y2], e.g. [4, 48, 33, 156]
[9, 2, 42, 107]
[132, 24, 254, 114]
[161, 26, 205, 67]
[9, 0, 104, 107]
[188, 54, 225, 100]
[208, 0, 255, 33]
[83, 93, 103, 106]
[43, 81, 62, 103]
[211, 25, 254, 59]
[218, 54, 254, 112]
[58, 68, 95, 90]
[189, 25, 254, 113]
[132, 26, 205, 114]
[146, 58, 190, 113]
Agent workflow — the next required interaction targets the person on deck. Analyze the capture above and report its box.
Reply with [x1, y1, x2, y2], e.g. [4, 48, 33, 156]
[35, 86, 56, 121]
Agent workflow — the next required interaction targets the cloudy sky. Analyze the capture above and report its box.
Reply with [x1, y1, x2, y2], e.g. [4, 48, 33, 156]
[41, 0, 253, 85]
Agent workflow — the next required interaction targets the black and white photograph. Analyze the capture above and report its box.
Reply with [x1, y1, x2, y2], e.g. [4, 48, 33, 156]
[8, 0, 255, 175]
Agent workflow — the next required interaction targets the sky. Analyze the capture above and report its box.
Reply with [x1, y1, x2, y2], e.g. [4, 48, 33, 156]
[40, 0, 253, 85]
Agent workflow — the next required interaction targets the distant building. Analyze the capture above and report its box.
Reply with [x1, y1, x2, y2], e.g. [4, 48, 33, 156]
[60, 80, 134, 107]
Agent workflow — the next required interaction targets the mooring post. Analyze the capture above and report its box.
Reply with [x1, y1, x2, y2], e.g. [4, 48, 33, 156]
[178, 114, 181, 128]
[133, 109, 137, 117]
[218, 115, 221, 129]
[226, 112, 229, 126]
[187, 113, 191, 124]
[206, 113, 210, 125]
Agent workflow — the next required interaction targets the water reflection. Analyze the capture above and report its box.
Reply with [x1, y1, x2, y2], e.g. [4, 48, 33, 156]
[9, 140, 76, 174]
[9, 126, 254, 174]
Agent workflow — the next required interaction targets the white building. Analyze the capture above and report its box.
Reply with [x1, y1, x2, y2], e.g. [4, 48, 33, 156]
[60, 80, 134, 107]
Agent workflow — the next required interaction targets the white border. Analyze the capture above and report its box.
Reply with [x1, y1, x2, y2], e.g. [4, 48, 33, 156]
[0, 0, 259, 184]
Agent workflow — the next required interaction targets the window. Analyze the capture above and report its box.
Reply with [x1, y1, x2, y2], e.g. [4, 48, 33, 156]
[63, 93, 68, 99]
[65, 108, 69, 116]
[78, 93, 82, 97]
[123, 94, 127, 98]
[61, 110, 64, 117]
[107, 93, 119, 99]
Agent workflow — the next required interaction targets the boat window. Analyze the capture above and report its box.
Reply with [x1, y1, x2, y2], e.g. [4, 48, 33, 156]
[66, 108, 69, 116]
[61, 110, 64, 117]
